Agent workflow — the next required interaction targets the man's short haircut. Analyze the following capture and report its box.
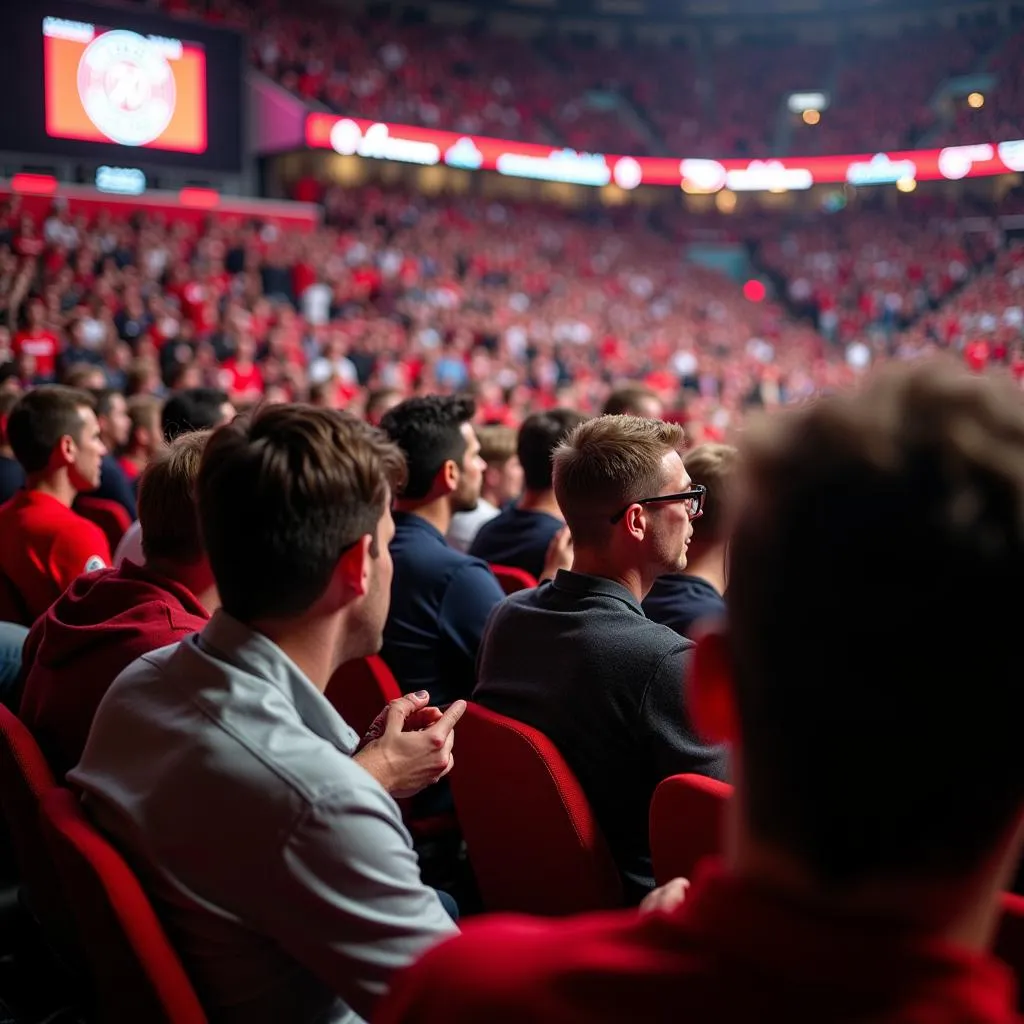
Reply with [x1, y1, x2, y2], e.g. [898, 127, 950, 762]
[603, 385, 660, 417]
[89, 387, 124, 420]
[728, 360, 1024, 887]
[366, 387, 402, 420]
[683, 443, 740, 546]
[162, 388, 230, 442]
[127, 394, 163, 436]
[380, 395, 475, 501]
[553, 415, 686, 546]
[7, 386, 95, 474]
[518, 409, 588, 492]
[63, 363, 105, 389]
[476, 424, 517, 467]
[138, 430, 210, 564]
[198, 405, 406, 623]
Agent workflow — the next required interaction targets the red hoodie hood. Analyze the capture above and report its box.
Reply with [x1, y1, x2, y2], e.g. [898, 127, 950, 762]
[28, 560, 211, 671]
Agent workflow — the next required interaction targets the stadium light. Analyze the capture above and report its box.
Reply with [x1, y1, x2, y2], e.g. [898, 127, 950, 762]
[802, 109, 821, 126]
[968, 92, 985, 109]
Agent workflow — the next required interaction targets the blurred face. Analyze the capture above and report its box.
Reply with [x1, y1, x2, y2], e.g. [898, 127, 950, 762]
[634, 395, 665, 420]
[451, 422, 485, 514]
[68, 406, 107, 491]
[489, 455, 523, 505]
[643, 450, 695, 575]
[103, 394, 131, 448]
[217, 402, 236, 428]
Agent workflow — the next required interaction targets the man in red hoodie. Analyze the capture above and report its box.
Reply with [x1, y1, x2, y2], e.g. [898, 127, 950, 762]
[18, 430, 216, 776]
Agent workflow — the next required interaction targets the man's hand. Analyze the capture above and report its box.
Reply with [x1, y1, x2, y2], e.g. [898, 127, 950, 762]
[639, 877, 689, 915]
[540, 525, 573, 582]
[354, 692, 467, 799]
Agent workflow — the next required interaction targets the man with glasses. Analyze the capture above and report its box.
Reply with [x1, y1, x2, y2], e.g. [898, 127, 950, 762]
[473, 415, 727, 902]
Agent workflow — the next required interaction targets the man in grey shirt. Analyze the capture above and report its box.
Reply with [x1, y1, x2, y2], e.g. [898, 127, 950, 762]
[475, 415, 727, 902]
[71, 406, 463, 1024]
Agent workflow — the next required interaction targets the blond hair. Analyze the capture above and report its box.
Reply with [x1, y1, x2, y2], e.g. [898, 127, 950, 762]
[553, 415, 685, 546]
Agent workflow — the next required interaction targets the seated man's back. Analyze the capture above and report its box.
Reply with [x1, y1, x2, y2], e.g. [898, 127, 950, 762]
[380, 397, 505, 706]
[468, 507, 562, 580]
[19, 431, 215, 776]
[71, 618, 454, 1024]
[475, 570, 725, 899]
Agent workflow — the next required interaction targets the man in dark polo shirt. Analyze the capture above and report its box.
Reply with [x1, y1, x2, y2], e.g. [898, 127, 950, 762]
[474, 415, 727, 901]
[382, 361, 1024, 1024]
[469, 409, 585, 581]
[379, 396, 506, 708]
[644, 443, 737, 639]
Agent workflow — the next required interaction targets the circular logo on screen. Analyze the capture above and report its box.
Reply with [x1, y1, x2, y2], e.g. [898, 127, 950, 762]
[77, 30, 176, 147]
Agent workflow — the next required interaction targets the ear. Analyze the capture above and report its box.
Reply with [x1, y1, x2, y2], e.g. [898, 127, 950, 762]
[336, 535, 372, 599]
[689, 621, 739, 746]
[439, 458, 459, 496]
[55, 433, 76, 468]
[623, 503, 647, 542]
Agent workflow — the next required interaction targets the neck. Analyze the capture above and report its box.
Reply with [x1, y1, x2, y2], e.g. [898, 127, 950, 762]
[682, 543, 727, 595]
[517, 489, 562, 518]
[145, 558, 220, 615]
[395, 497, 452, 536]
[247, 612, 345, 693]
[0, 446, 12, 459]
[27, 470, 77, 508]
[569, 548, 649, 602]
[728, 776, 1024, 955]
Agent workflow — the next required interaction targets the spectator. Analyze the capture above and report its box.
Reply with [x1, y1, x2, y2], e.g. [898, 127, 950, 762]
[447, 424, 522, 554]
[379, 395, 506, 708]
[366, 387, 403, 427]
[473, 415, 726, 901]
[470, 410, 585, 580]
[118, 394, 164, 485]
[78, 387, 137, 520]
[0, 391, 25, 505]
[63, 364, 107, 391]
[0, 387, 110, 623]
[114, 388, 234, 566]
[70, 405, 463, 1024]
[161, 387, 234, 443]
[12, 298, 59, 382]
[603, 385, 664, 420]
[381, 361, 1024, 1024]
[643, 443, 738, 638]
[19, 431, 216, 776]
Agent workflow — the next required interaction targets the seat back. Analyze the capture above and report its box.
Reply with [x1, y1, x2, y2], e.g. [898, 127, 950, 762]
[490, 564, 537, 595]
[450, 701, 622, 915]
[0, 705, 69, 939]
[325, 655, 402, 738]
[75, 497, 132, 553]
[650, 772, 732, 886]
[39, 788, 207, 1024]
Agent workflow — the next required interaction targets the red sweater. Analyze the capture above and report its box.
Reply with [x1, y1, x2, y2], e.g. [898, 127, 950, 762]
[18, 560, 209, 777]
[378, 862, 1019, 1024]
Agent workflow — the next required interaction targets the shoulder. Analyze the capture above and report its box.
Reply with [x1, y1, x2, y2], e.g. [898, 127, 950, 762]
[379, 910, 653, 1023]
[56, 512, 111, 563]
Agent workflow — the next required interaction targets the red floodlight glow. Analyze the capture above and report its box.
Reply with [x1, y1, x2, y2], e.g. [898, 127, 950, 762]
[743, 279, 767, 303]
[178, 187, 220, 210]
[11, 173, 59, 195]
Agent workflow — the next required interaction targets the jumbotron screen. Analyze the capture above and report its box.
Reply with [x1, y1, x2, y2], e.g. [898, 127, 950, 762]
[0, 1, 242, 172]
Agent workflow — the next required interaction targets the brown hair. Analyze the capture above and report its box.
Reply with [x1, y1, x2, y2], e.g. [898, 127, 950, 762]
[603, 385, 661, 417]
[198, 404, 407, 623]
[138, 430, 210, 564]
[728, 359, 1024, 885]
[6, 386, 95, 473]
[476, 424, 517, 467]
[683, 443, 740, 546]
[553, 415, 685, 546]
[127, 394, 163, 438]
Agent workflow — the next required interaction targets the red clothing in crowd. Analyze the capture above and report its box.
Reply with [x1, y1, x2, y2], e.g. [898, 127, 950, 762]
[13, 328, 60, 379]
[0, 490, 111, 623]
[378, 862, 1019, 1024]
[18, 559, 210, 776]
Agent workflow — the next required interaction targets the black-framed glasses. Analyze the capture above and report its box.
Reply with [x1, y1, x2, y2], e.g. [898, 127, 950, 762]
[609, 484, 706, 524]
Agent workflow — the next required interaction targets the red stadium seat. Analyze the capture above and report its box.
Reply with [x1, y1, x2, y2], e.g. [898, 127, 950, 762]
[490, 564, 537, 595]
[449, 701, 622, 915]
[649, 772, 731, 886]
[39, 787, 207, 1024]
[325, 654, 401, 739]
[75, 497, 133, 554]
